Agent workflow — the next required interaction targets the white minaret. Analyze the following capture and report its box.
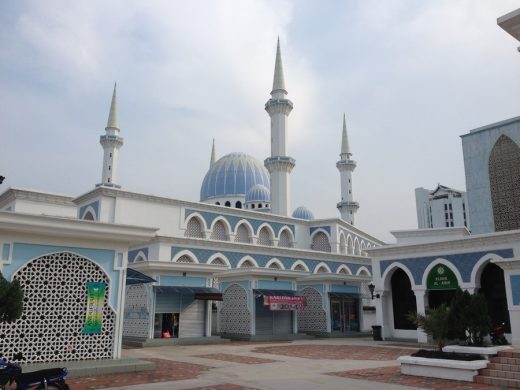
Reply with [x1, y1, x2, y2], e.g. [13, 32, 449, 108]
[210, 138, 216, 168]
[264, 38, 295, 216]
[336, 114, 359, 224]
[97, 83, 123, 188]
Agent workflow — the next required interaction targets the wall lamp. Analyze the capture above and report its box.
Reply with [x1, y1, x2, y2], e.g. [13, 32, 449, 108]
[368, 282, 380, 299]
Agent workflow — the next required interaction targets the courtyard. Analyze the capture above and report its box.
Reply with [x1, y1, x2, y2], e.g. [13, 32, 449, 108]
[66, 339, 512, 390]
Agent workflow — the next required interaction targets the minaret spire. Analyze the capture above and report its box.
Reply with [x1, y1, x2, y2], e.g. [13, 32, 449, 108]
[97, 83, 124, 189]
[210, 139, 216, 168]
[264, 38, 295, 216]
[336, 114, 359, 225]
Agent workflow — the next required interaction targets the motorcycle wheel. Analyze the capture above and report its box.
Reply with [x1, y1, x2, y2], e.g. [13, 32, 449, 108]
[36, 382, 70, 390]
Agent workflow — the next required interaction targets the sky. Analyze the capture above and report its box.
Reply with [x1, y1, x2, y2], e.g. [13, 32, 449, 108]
[1, 0, 519, 243]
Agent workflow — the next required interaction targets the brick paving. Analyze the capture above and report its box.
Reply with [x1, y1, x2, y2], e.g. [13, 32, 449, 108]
[184, 385, 260, 390]
[66, 358, 213, 390]
[253, 344, 418, 361]
[196, 353, 279, 364]
[328, 366, 515, 390]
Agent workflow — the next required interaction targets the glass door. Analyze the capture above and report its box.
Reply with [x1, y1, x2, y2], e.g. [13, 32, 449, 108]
[331, 299, 344, 331]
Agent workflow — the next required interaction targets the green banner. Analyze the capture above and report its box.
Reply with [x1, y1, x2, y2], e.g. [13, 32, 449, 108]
[426, 264, 458, 290]
[82, 282, 106, 334]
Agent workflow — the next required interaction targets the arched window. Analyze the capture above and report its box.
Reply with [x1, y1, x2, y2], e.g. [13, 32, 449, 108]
[347, 236, 354, 255]
[258, 204, 263, 209]
[185, 217, 204, 238]
[235, 201, 242, 209]
[338, 267, 349, 274]
[234, 223, 251, 243]
[311, 232, 331, 252]
[278, 229, 292, 248]
[215, 202, 220, 205]
[210, 257, 227, 267]
[240, 260, 255, 268]
[489, 135, 520, 231]
[294, 264, 306, 271]
[225, 201, 231, 207]
[268, 262, 281, 269]
[83, 211, 95, 221]
[391, 268, 416, 330]
[210, 220, 228, 241]
[176, 255, 195, 263]
[316, 266, 328, 273]
[354, 239, 361, 256]
[257, 227, 273, 246]
[339, 234, 346, 254]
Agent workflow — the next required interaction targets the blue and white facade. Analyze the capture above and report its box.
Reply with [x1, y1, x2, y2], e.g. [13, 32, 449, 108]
[0, 39, 382, 361]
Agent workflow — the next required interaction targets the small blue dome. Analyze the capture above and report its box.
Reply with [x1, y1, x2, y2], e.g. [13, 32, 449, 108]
[200, 152, 270, 201]
[292, 206, 314, 220]
[246, 184, 270, 203]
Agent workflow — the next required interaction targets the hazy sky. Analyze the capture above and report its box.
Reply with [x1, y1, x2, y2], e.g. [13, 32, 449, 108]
[1, 0, 519, 242]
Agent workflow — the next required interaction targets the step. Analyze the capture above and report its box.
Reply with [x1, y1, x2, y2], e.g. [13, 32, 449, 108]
[475, 375, 520, 388]
[488, 362, 520, 372]
[480, 368, 520, 380]
[499, 351, 520, 359]
[490, 356, 520, 365]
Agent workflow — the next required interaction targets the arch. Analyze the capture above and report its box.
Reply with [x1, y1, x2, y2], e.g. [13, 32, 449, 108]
[221, 283, 251, 334]
[310, 230, 331, 252]
[207, 253, 231, 268]
[390, 267, 417, 330]
[356, 266, 371, 277]
[235, 201, 242, 209]
[215, 201, 220, 205]
[353, 238, 361, 256]
[184, 215, 206, 238]
[336, 264, 352, 275]
[277, 228, 294, 248]
[313, 262, 332, 274]
[381, 262, 416, 291]
[133, 250, 147, 262]
[420, 258, 463, 289]
[489, 135, 520, 231]
[257, 224, 274, 246]
[237, 256, 258, 268]
[291, 260, 310, 272]
[480, 262, 510, 332]
[234, 220, 254, 243]
[346, 235, 354, 255]
[339, 232, 346, 254]
[471, 253, 506, 288]
[210, 218, 230, 241]
[360, 241, 367, 256]
[82, 208, 95, 221]
[266, 258, 285, 270]
[172, 250, 199, 264]
[225, 201, 231, 207]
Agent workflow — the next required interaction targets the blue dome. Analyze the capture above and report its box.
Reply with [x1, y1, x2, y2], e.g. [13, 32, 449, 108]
[246, 184, 270, 203]
[200, 152, 270, 201]
[292, 206, 314, 220]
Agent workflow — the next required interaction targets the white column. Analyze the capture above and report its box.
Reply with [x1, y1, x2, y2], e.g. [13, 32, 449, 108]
[414, 288, 428, 343]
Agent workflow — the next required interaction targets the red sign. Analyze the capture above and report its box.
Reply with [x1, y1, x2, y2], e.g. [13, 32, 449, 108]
[264, 295, 306, 311]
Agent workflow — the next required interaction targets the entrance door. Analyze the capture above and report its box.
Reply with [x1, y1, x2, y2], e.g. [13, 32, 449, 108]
[331, 298, 360, 332]
[331, 299, 343, 331]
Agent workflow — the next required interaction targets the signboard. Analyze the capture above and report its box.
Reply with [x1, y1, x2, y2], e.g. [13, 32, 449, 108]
[82, 282, 106, 334]
[264, 295, 306, 311]
[426, 264, 458, 290]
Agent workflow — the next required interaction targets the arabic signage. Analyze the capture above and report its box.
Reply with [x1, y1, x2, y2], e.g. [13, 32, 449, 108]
[264, 295, 306, 311]
[426, 264, 458, 290]
[82, 282, 106, 334]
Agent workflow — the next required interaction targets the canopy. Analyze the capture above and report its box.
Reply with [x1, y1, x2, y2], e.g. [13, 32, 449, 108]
[254, 289, 298, 297]
[154, 286, 223, 301]
[126, 268, 156, 285]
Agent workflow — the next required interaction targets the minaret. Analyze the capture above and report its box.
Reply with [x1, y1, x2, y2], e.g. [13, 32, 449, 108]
[97, 83, 123, 188]
[210, 139, 216, 168]
[336, 114, 359, 224]
[264, 38, 295, 216]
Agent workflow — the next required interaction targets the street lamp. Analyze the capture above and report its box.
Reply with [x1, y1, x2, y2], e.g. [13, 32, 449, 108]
[368, 282, 380, 299]
[0, 176, 4, 184]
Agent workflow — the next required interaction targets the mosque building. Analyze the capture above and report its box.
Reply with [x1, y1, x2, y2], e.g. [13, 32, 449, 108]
[0, 40, 382, 363]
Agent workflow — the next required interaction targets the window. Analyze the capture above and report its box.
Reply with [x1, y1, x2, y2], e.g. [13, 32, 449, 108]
[258, 227, 273, 246]
[278, 230, 293, 248]
[258, 204, 262, 209]
[311, 232, 331, 252]
[185, 218, 204, 238]
[225, 201, 231, 207]
[107, 178, 111, 183]
[444, 204, 448, 211]
[210, 220, 228, 241]
[235, 201, 242, 209]
[235, 224, 251, 243]
[449, 203, 452, 210]
[108, 166, 111, 171]
[251, 204, 255, 209]
[109, 153, 112, 158]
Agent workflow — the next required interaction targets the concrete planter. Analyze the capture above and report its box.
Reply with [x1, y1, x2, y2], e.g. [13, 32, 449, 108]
[398, 355, 488, 382]
[442, 345, 511, 360]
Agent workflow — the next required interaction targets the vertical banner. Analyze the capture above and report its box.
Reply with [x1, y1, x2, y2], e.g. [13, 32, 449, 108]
[82, 282, 107, 334]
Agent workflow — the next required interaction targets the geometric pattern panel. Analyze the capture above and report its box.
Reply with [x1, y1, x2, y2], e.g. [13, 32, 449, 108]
[219, 284, 251, 335]
[185, 217, 204, 238]
[234, 224, 251, 243]
[123, 284, 150, 338]
[177, 255, 195, 263]
[311, 232, 331, 252]
[257, 227, 272, 246]
[0, 252, 116, 363]
[278, 230, 292, 248]
[489, 135, 520, 232]
[210, 221, 228, 241]
[297, 287, 327, 333]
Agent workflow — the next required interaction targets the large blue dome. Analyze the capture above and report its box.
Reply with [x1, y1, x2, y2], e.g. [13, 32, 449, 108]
[200, 152, 270, 201]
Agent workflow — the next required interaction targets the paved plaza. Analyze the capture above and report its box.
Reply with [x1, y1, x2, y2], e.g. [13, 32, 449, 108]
[66, 338, 512, 390]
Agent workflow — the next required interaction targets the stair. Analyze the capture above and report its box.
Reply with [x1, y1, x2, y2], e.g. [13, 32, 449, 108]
[475, 351, 520, 388]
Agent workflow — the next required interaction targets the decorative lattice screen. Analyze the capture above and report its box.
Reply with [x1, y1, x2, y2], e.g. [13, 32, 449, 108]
[278, 230, 292, 248]
[210, 221, 228, 241]
[234, 224, 251, 243]
[185, 218, 204, 238]
[311, 232, 331, 252]
[257, 228, 272, 246]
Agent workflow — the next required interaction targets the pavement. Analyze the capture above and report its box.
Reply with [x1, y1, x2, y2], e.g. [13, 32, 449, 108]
[66, 338, 511, 390]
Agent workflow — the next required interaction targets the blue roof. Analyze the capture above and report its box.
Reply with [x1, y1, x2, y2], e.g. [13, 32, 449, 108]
[246, 184, 270, 202]
[292, 206, 314, 220]
[200, 152, 270, 201]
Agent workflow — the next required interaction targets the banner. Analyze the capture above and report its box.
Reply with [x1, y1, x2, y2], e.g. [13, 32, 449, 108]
[264, 295, 305, 311]
[82, 282, 106, 334]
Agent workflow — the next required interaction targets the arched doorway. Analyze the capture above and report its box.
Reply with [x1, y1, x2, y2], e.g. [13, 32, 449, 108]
[391, 268, 416, 330]
[480, 262, 511, 332]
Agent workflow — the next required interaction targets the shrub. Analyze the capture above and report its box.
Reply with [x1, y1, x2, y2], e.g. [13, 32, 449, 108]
[0, 271, 24, 323]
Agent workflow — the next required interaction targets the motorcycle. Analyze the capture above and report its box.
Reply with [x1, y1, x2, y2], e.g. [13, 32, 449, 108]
[0, 353, 69, 390]
[490, 322, 508, 345]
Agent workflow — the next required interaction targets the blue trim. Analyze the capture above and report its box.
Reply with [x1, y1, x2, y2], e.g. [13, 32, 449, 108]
[170, 246, 370, 276]
[310, 226, 331, 236]
[2, 243, 10, 261]
[380, 249, 514, 285]
[79, 201, 99, 219]
[330, 284, 359, 293]
[511, 275, 520, 305]
[129, 248, 149, 262]
[185, 208, 295, 237]
[257, 280, 293, 290]
[159, 276, 207, 287]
